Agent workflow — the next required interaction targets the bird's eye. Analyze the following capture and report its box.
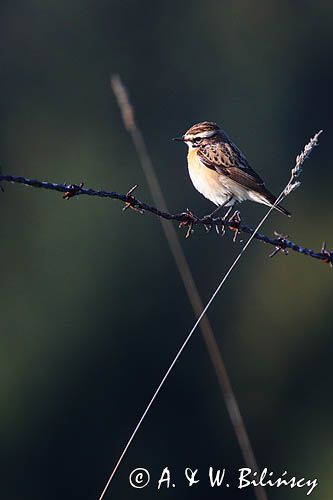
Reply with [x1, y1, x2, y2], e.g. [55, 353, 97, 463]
[193, 137, 202, 143]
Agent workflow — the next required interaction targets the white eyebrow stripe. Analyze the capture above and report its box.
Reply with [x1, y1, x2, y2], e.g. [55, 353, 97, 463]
[185, 130, 217, 140]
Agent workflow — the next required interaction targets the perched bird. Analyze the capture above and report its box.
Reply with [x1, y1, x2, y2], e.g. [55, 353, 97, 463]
[173, 121, 291, 218]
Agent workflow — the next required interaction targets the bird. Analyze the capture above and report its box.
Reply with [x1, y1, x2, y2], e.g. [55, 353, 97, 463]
[173, 121, 291, 219]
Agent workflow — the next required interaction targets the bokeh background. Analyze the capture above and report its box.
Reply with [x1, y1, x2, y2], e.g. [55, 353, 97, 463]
[0, 1, 332, 499]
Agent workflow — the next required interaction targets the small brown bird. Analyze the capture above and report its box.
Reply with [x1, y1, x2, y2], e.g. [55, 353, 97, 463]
[174, 121, 291, 218]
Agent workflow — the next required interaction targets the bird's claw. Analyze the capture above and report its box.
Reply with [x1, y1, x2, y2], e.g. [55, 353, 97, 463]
[215, 219, 226, 236]
[215, 206, 234, 236]
[216, 209, 241, 239]
[201, 214, 214, 233]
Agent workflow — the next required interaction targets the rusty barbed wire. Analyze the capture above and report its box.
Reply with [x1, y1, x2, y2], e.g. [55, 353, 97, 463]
[0, 173, 332, 266]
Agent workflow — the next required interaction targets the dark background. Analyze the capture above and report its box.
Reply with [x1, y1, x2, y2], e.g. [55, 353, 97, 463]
[0, 1, 332, 499]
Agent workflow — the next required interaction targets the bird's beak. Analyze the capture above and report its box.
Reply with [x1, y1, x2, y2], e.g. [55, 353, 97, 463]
[172, 136, 185, 142]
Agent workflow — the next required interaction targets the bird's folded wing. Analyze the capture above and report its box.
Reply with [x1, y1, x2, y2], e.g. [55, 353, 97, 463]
[198, 141, 266, 194]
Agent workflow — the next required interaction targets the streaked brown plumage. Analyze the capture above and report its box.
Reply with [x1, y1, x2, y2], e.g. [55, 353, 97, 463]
[174, 121, 291, 217]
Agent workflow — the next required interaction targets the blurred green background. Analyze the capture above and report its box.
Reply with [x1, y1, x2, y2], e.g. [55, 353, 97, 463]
[0, 1, 332, 499]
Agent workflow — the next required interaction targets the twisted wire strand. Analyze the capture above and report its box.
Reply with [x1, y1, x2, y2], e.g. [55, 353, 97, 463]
[0, 173, 331, 265]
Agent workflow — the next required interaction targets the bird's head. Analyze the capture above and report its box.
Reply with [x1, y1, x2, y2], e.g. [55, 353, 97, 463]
[173, 121, 220, 149]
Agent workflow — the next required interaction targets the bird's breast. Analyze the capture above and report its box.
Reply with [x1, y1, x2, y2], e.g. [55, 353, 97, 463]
[187, 150, 233, 206]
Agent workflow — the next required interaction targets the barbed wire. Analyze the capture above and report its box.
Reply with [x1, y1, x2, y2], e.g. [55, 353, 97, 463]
[0, 173, 331, 266]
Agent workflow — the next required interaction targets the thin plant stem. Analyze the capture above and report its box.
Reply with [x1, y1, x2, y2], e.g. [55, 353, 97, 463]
[110, 75, 268, 500]
[98, 83, 322, 499]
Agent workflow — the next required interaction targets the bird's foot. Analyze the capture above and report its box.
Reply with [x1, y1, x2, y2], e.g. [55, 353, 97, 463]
[201, 214, 214, 233]
[215, 206, 234, 236]
[228, 210, 242, 242]
[179, 208, 199, 238]
[215, 218, 226, 236]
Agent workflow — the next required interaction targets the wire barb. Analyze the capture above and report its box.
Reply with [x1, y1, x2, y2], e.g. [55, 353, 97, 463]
[178, 209, 199, 238]
[269, 231, 289, 258]
[63, 182, 84, 200]
[122, 184, 144, 213]
[320, 241, 333, 268]
[228, 210, 242, 243]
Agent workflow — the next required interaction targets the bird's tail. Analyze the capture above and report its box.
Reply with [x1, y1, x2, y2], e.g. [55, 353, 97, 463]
[273, 203, 291, 217]
[262, 191, 291, 217]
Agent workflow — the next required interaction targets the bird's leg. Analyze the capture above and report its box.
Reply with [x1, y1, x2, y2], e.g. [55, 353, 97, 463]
[207, 205, 225, 218]
[213, 197, 234, 235]
[222, 205, 234, 221]
[206, 196, 233, 218]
